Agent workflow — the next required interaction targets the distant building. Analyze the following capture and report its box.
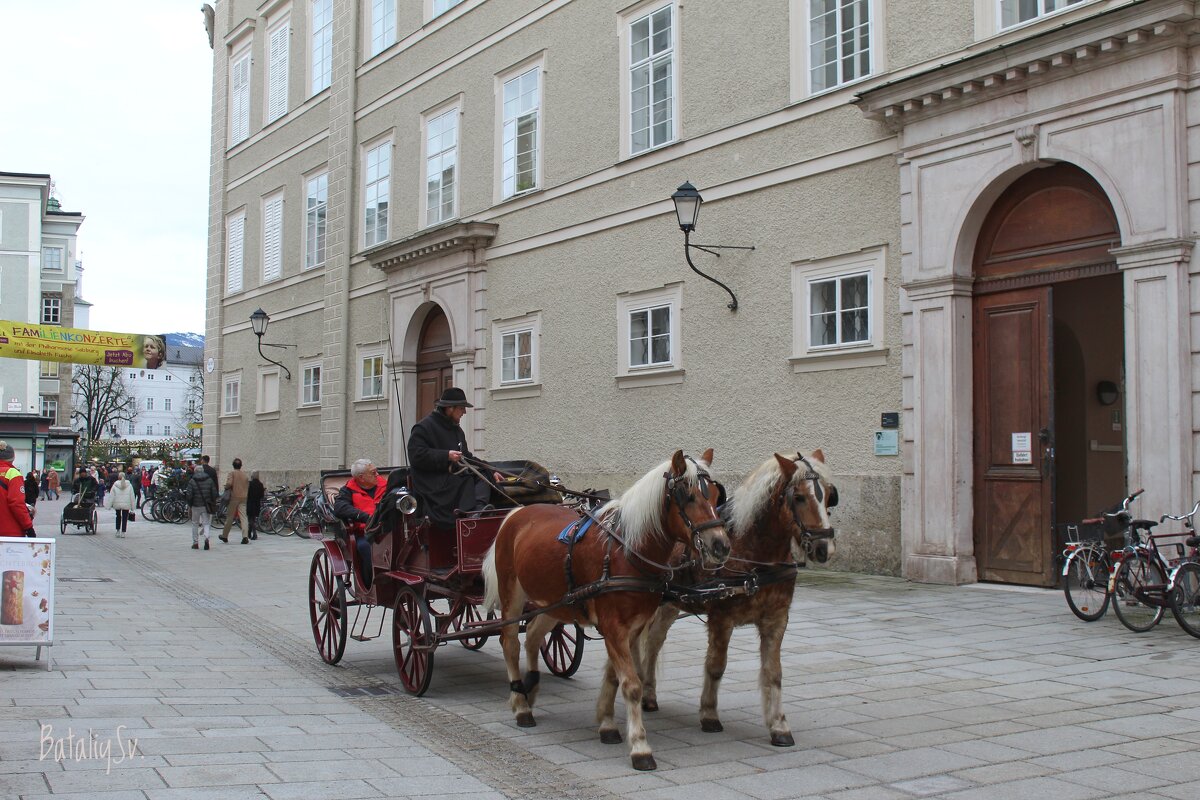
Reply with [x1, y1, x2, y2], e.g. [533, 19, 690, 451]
[0, 171, 85, 471]
[118, 340, 205, 443]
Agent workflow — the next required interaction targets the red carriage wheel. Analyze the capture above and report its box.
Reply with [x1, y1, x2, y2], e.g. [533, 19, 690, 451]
[393, 584, 436, 696]
[458, 603, 494, 651]
[541, 622, 585, 677]
[308, 549, 348, 665]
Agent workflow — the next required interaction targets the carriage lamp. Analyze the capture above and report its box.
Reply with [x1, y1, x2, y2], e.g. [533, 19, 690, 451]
[671, 181, 754, 312]
[249, 308, 295, 380]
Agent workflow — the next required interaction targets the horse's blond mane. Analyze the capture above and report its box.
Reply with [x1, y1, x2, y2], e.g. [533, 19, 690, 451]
[728, 451, 831, 536]
[598, 454, 712, 551]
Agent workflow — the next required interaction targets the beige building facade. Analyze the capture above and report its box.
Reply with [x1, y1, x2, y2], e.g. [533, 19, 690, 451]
[204, 0, 1198, 582]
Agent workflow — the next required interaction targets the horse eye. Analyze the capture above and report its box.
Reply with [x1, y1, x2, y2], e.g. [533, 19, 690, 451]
[827, 487, 839, 508]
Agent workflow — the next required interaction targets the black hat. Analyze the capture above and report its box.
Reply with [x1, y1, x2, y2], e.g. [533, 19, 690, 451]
[435, 387, 473, 408]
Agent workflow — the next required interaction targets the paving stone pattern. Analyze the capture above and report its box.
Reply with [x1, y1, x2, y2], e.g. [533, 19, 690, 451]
[3, 494, 1200, 799]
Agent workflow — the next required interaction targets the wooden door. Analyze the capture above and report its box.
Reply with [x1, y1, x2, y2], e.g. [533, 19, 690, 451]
[415, 307, 453, 420]
[973, 287, 1054, 585]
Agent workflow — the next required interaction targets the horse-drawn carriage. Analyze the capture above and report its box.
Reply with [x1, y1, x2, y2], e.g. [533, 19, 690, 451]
[59, 492, 99, 535]
[307, 461, 585, 695]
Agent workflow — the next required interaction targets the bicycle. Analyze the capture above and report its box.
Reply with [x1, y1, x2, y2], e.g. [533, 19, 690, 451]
[270, 484, 316, 537]
[1061, 490, 1143, 621]
[1109, 500, 1200, 633]
[257, 485, 291, 534]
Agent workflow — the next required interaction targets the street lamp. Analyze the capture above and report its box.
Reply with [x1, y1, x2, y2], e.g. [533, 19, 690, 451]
[671, 182, 753, 312]
[249, 308, 294, 380]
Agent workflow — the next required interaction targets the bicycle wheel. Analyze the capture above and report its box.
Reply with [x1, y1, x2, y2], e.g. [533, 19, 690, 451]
[277, 509, 298, 537]
[1169, 561, 1200, 639]
[1111, 552, 1166, 632]
[1063, 546, 1111, 621]
[257, 505, 276, 534]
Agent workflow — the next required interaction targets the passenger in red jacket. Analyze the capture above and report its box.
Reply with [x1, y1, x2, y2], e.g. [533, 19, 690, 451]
[0, 441, 35, 537]
[332, 459, 387, 589]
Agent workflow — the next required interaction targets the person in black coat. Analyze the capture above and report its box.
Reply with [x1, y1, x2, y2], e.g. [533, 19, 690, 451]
[407, 387, 502, 529]
[24, 471, 39, 508]
[246, 471, 265, 541]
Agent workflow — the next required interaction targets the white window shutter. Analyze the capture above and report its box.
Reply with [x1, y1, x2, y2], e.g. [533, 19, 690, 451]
[231, 53, 250, 143]
[263, 196, 283, 282]
[267, 23, 289, 122]
[227, 214, 244, 294]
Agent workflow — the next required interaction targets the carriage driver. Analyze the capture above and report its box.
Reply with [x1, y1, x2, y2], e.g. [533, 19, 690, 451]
[407, 387, 504, 529]
[333, 459, 387, 585]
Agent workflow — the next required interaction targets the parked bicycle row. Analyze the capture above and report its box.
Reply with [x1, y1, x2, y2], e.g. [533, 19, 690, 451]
[138, 481, 323, 537]
[1061, 489, 1200, 637]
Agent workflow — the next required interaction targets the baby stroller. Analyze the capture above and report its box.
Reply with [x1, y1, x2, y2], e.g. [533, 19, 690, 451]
[60, 491, 98, 535]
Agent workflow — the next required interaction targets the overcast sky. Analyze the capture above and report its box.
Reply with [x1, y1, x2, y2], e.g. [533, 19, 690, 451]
[1, 0, 212, 335]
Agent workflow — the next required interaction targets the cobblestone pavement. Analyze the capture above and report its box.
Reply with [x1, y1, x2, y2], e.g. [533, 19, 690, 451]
[3, 495, 1200, 799]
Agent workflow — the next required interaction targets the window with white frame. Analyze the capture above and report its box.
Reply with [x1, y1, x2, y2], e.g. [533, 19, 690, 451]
[163, 425, 171, 436]
[500, 65, 540, 199]
[370, 0, 395, 57]
[263, 192, 284, 283]
[790, 246, 887, 368]
[40, 396, 57, 424]
[146, 425, 154, 436]
[223, 374, 241, 415]
[491, 312, 542, 390]
[258, 369, 280, 414]
[164, 398, 172, 411]
[311, 0, 332, 93]
[40, 361, 58, 378]
[41, 296, 60, 324]
[42, 246, 63, 271]
[626, 3, 675, 155]
[363, 140, 390, 246]
[165, 374, 172, 381]
[230, 47, 252, 144]
[146, 397, 154, 411]
[189, 399, 196, 413]
[301, 361, 322, 405]
[1000, 0, 1087, 28]
[266, 18, 290, 123]
[305, 172, 328, 269]
[359, 352, 384, 399]
[424, 106, 458, 226]
[808, 0, 872, 93]
[128, 422, 136, 435]
[226, 211, 245, 294]
[616, 284, 683, 384]
[433, 0, 464, 16]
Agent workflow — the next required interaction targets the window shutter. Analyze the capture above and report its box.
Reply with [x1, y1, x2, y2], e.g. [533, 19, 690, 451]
[263, 196, 283, 282]
[267, 23, 289, 122]
[231, 53, 251, 143]
[227, 213, 245, 294]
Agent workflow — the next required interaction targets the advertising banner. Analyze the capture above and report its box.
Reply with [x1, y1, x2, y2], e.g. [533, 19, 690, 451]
[0, 538, 54, 646]
[0, 321, 168, 369]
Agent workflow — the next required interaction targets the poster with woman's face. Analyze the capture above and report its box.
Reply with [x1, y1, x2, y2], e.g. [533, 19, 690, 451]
[138, 334, 167, 369]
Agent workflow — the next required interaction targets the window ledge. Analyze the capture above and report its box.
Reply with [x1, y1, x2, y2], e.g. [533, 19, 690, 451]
[790, 346, 889, 373]
[297, 405, 321, 417]
[616, 368, 685, 389]
[354, 398, 387, 410]
[219, 414, 242, 422]
[256, 410, 281, 420]
[491, 382, 542, 400]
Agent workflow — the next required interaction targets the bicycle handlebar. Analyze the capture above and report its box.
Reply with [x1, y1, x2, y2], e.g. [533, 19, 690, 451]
[1159, 500, 1200, 525]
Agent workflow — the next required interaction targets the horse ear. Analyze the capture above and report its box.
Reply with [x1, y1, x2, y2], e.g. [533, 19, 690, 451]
[774, 453, 797, 481]
[701, 448, 714, 465]
[811, 448, 825, 463]
[670, 450, 687, 476]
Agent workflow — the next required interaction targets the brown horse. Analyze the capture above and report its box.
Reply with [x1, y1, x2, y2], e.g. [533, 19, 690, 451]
[635, 450, 837, 746]
[482, 449, 730, 771]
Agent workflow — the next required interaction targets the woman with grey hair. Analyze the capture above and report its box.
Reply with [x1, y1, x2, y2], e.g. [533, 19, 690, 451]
[109, 471, 136, 537]
[247, 470, 265, 541]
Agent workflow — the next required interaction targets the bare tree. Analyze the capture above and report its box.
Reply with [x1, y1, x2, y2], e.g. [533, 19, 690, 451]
[174, 365, 204, 441]
[71, 365, 139, 440]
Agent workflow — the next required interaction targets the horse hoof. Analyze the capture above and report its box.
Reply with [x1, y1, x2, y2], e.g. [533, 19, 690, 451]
[642, 698, 659, 712]
[701, 719, 723, 733]
[516, 713, 536, 728]
[771, 732, 795, 747]
[631, 754, 657, 771]
[600, 729, 623, 744]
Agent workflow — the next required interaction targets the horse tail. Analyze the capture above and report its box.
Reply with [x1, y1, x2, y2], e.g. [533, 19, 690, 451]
[482, 540, 501, 612]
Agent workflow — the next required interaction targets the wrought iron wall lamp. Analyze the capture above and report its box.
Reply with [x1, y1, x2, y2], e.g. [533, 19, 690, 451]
[671, 181, 754, 312]
[249, 308, 295, 380]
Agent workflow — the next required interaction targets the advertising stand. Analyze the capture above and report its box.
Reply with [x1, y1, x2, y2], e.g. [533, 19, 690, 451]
[0, 538, 55, 670]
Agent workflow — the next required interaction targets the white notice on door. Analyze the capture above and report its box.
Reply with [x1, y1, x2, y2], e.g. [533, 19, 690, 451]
[1012, 432, 1032, 452]
[1012, 451, 1032, 465]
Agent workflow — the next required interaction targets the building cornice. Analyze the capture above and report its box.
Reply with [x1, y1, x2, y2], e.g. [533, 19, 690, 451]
[225, 17, 255, 48]
[856, 0, 1196, 126]
[903, 275, 976, 301]
[364, 222, 500, 274]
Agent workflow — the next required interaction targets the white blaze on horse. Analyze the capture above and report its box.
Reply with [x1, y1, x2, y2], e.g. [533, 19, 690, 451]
[635, 449, 837, 746]
[482, 449, 729, 771]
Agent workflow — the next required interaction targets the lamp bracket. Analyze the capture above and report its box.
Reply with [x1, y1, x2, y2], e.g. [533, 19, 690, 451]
[255, 338, 293, 380]
[683, 230, 750, 312]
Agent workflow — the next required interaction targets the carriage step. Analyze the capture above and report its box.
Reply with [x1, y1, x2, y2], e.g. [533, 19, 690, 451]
[349, 634, 378, 641]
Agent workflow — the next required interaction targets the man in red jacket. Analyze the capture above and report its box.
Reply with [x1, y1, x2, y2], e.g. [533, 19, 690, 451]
[333, 459, 387, 589]
[0, 441, 35, 537]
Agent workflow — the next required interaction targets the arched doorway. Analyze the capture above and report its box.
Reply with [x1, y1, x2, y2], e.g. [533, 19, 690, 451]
[972, 163, 1124, 585]
[416, 306, 453, 420]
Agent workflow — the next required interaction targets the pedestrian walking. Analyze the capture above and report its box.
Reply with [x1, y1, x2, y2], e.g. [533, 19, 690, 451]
[109, 472, 135, 537]
[246, 471, 264, 541]
[47, 468, 59, 500]
[220, 458, 250, 544]
[24, 471, 39, 508]
[183, 464, 217, 550]
[130, 466, 142, 507]
[39, 471, 49, 501]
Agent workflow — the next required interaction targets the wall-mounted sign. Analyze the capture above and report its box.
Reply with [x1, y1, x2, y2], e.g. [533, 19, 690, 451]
[874, 430, 899, 456]
[1012, 432, 1032, 465]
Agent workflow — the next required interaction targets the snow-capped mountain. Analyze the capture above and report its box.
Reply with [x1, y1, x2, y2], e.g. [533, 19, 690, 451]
[164, 332, 205, 348]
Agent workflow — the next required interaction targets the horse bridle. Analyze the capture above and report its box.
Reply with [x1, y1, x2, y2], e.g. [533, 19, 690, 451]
[665, 465, 726, 564]
[785, 454, 836, 559]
